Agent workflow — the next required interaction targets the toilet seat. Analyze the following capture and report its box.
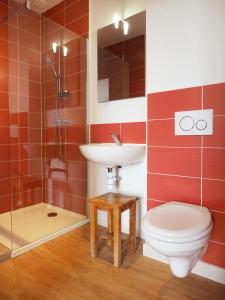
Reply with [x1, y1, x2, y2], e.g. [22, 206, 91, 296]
[142, 201, 212, 243]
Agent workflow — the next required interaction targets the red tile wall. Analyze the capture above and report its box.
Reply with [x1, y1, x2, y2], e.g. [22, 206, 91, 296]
[0, 1, 10, 213]
[0, 1, 42, 212]
[42, 0, 88, 215]
[147, 83, 225, 268]
[0, 0, 88, 215]
[44, 0, 88, 38]
[90, 122, 146, 144]
[9, 3, 42, 210]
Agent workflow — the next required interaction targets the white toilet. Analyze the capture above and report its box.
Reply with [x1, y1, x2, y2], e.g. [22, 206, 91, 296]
[142, 201, 213, 278]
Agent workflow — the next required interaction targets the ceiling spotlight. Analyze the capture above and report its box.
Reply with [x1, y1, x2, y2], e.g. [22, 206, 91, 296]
[114, 14, 121, 29]
[63, 46, 68, 57]
[123, 21, 129, 35]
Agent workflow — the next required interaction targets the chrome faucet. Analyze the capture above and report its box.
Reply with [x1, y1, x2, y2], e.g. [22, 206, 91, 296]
[111, 132, 122, 146]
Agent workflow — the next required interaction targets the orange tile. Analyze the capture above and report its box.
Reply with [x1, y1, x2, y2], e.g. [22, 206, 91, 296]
[29, 159, 42, 175]
[66, 107, 86, 125]
[203, 179, 225, 211]
[18, 13, 40, 37]
[0, 178, 10, 196]
[0, 144, 10, 161]
[19, 112, 28, 127]
[0, 162, 10, 179]
[203, 83, 225, 115]
[148, 87, 202, 120]
[18, 29, 40, 52]
[64, 72, 86, 93]
[11, 160, 19, 177]
[44, 1, 64, 18]
[19, 128, 28, 143]
[65, 0, 88, 24]
[29, 113, 41, 129]
[147, 199, 165, 210]
[44, 80, 56, 97]
[147, 173, 201, 205]
[202, 241, 225, 268]
[148, 147, 201, 177]
[203, 116, 225, 147]
[211, 211, 225, 244]
[67, 177, 86, 198]
[148, 119, 201, 147]
[64, 194, 86, 215]
[19, 46, 41, 67]
[67, 161, 87, 180]
[65, 53, 86, 75]
[203, 148, 225, 180]
[20, 160, 29, 176]
[0, 195, 11, 214]
[0, 38, 8, 58]
[0, 109, 9, 126]
[9, 59, 18, 77]
[29, 128, 41, 143]
[10, 144, 19, 160]
[0, 127, 9, 144]
[90, 123, 120, 143]
[65, 144, 85, 162]
[0, 57, 8, 92]
[66, 15, 88, 37]
[8, 42, 18, 60]
[66, 126, 86, 144]
[0, 92, 8, 109]
[121, 122, 146, 144]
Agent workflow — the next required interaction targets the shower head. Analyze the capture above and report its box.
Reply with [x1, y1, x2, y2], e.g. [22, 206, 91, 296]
[45, 57, 58, 78]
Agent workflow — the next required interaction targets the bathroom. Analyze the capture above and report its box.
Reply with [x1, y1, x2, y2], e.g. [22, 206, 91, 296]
[0, 0, 224, 299]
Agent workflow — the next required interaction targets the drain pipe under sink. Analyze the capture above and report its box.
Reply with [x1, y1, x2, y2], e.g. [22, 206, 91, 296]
[107, 167, 121, 191]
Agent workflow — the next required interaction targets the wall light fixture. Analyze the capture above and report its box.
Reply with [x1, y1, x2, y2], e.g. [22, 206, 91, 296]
[114, 14, 129, 35]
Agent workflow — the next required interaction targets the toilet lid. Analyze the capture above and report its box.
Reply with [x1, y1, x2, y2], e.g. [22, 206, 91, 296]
[142, 201, 211, 238]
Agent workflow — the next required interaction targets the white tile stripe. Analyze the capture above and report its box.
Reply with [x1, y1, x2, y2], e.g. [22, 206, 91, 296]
[147, 171, 225, 182]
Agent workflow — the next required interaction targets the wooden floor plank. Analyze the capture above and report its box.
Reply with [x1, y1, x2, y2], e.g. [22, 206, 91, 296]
[0, 224, 224, 300]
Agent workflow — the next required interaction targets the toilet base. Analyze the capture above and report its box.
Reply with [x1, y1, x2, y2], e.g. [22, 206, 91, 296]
[168, 254, 198, 278]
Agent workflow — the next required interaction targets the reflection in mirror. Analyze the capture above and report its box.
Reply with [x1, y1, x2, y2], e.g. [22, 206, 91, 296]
[97, 11, 146, 102]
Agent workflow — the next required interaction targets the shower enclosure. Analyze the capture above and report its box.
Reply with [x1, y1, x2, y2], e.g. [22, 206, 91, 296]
[0, 0, 88, 260]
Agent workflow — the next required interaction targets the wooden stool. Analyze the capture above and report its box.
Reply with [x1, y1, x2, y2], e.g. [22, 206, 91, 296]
[89, 192, 137, 267]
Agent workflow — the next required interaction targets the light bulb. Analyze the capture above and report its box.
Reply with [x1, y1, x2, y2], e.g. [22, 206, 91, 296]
[114, 14, 120, 29]
[123, 21, 129, 35]
[63, 46, 68, 57]
[52, 42, 58, 53]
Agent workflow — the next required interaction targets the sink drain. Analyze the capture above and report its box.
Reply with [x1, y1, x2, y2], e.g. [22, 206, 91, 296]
[47, 212, 58, 217]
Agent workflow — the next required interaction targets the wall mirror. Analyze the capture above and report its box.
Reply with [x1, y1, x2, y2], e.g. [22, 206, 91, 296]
[97, 11, 146, 102]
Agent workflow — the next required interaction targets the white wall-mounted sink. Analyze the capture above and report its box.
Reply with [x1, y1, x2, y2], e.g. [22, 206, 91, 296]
[79, 143, 146, 167]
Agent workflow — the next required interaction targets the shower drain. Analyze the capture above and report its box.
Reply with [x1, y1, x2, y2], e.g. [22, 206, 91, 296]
[47, 212, 58, 217]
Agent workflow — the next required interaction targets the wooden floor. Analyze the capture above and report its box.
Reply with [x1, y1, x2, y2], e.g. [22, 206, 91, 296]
[0, 224, 224, 300]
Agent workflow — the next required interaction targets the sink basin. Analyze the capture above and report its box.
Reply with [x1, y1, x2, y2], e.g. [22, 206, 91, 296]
[79, 143, 146, 167]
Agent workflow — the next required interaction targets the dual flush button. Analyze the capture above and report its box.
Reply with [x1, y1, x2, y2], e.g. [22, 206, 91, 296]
[175, 109, 213, 136]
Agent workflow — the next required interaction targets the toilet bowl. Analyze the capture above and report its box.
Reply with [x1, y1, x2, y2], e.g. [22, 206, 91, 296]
[141, 201, 213, 278]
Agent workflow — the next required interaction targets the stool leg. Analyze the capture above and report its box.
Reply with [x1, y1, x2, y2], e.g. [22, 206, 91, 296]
[90, 203, 97, 257]
[130, 202, 136, 255]
[113, 206, 121, 267]
[107, 211, 113, 246]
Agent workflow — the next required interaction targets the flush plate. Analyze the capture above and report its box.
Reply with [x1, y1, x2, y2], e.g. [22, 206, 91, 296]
[175, 109, 213, 136]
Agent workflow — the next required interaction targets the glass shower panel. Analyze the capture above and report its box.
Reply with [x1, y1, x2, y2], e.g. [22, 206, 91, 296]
[0, 0, 13, 259]
[7, 2, 88, 251]
[7, 1, 43, 250]
[42, 15, 88, 226]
